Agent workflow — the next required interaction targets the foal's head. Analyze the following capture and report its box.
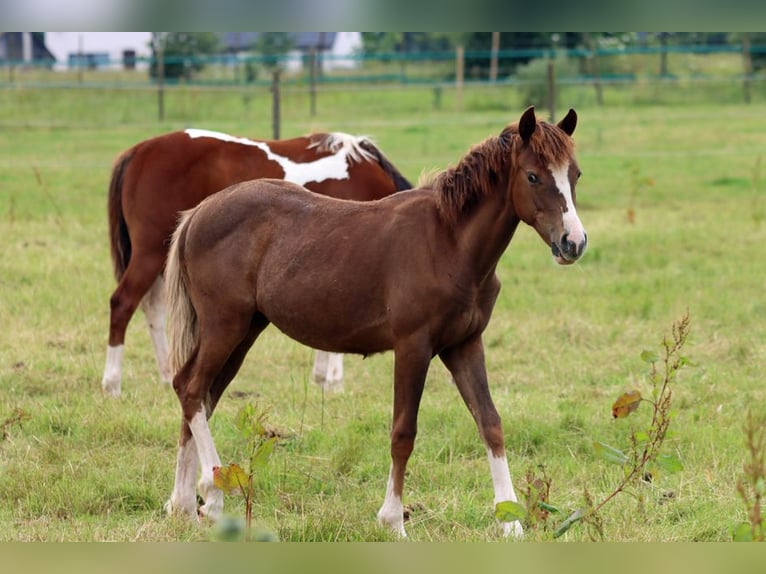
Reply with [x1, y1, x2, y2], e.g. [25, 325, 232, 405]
[507, 106, 587, 265]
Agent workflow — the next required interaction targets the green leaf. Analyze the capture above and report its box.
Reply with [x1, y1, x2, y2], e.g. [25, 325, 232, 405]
[235, 404, 265, 439]
[553, 508, 585, 538]
[538, 501, 561, 514]
[213, 463, 250, 495]
[495, 500, 526, 523]
[250, 437, 277, 469]
[655, 453, 683, 474]
[640, 349, 659, 363]
[732, 522, 754, 542]
[593, 441, 629, 465]
[633, 430, 650, 444]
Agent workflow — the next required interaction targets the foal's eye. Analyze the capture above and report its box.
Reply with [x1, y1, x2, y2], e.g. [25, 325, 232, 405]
[577, 170, 583, 180]
[526, 172, 538, 184]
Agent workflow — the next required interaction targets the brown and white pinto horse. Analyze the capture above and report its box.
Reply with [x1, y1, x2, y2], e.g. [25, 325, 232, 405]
[103, 128, 411, 397]
[164, 107, 587, 538]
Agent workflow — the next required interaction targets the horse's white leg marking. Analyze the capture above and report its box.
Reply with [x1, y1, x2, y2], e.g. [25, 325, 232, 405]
[165, 436, 199, 518]
[188, 406, 223, 520]
[487, 448, 524, 538]
[140, 275, 172, 384]
[377, 464, 407, 538]
[550, 163, 587, 250]
[311, 350, 328, 385]
[312, 351, 344, 392]
[101, 344, 124, 397]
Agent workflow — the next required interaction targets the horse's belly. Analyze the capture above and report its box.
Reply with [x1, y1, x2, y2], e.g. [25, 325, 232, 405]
[259, 295, 393, 355]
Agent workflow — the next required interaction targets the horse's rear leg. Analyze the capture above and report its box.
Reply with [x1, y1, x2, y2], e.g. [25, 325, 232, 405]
[311, 351, 344, 392]
[377, 340, 430, 537]
[140, 274, 172, 385]
[439, 338, 523, 538]
[165, 419, 199, 518]
[103, 252, 164, 396]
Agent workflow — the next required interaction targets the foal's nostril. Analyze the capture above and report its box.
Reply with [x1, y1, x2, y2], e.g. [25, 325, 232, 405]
[560, 233, 574, 256]
[559, 231, 586, 259]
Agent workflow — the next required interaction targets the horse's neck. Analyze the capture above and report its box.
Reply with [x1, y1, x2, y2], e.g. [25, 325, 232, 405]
[453, 176, 520, 280]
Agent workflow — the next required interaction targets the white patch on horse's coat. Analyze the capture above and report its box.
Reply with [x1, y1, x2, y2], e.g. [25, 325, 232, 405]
[188, 406, 223, 519]
[487, 448, 524, 538]
[185, 128, 372, 187]
[140, 275, 172, 384]
[549, 163, 587, 249]
[101, 344, 124, 397]
[377, 465, 407, 537]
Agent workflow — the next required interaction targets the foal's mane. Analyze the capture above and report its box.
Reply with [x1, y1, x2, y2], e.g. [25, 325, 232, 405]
[309, 132, 413, 191]
[430, 120, 575, 225]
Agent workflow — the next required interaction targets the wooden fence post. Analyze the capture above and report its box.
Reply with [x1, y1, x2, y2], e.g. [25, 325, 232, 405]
[455, 45, 464, 111]
[153, 33, 166, 122]
[271, 68, 281, 140]
[309, 47, 318, 117]
[547, 59, 555, 123]
[743, 33, 752, 104]
[585, 34, 603, 106]
[489, 32, 499, 83]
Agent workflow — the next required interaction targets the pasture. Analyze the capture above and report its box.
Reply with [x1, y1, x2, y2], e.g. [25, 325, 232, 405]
[0, 82, 764, 541]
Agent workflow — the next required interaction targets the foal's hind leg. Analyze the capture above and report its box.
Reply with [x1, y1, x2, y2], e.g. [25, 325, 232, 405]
[173, 314, 267, 521]
[166, 419, 199, 518]
[377, 339, 431, 537]
[439, 337, 523, 538]
[311, 351, 344, 392]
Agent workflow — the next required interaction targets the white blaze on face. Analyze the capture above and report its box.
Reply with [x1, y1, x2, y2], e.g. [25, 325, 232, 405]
[549, 163, 587, 249]
[185, 128, 353, 186]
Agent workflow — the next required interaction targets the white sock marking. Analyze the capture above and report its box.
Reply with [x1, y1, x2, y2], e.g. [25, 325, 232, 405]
[312, 351, 344, 392]
[101, 344, 124, 397]
[487, 448, 524, 538]
[377, 464, 407, 537]
[167, 438, 199, 517]
[189, 406, 223, 520]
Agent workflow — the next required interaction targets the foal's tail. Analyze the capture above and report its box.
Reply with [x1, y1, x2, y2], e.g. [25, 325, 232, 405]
[107, 148, 136, 281]
[165, 208, 199, 376]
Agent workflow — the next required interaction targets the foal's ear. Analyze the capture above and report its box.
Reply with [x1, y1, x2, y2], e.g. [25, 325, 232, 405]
[557, 108, 577, 136]
[518, 106, 537, 143]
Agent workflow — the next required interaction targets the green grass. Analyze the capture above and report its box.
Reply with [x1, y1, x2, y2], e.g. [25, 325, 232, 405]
[0, 80, 765, 541]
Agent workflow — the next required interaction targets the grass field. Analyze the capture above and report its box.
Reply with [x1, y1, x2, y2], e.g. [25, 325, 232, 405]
[0, 79, 764, 541]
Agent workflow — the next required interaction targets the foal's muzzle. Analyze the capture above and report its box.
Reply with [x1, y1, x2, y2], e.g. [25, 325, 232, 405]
[551, 231, 588, 265]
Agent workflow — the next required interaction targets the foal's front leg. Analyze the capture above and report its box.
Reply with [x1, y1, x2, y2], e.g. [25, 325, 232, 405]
[439, 337, 524, 538]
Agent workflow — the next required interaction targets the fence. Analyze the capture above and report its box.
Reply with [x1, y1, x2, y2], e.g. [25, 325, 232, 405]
[1, 44, 764, 134]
